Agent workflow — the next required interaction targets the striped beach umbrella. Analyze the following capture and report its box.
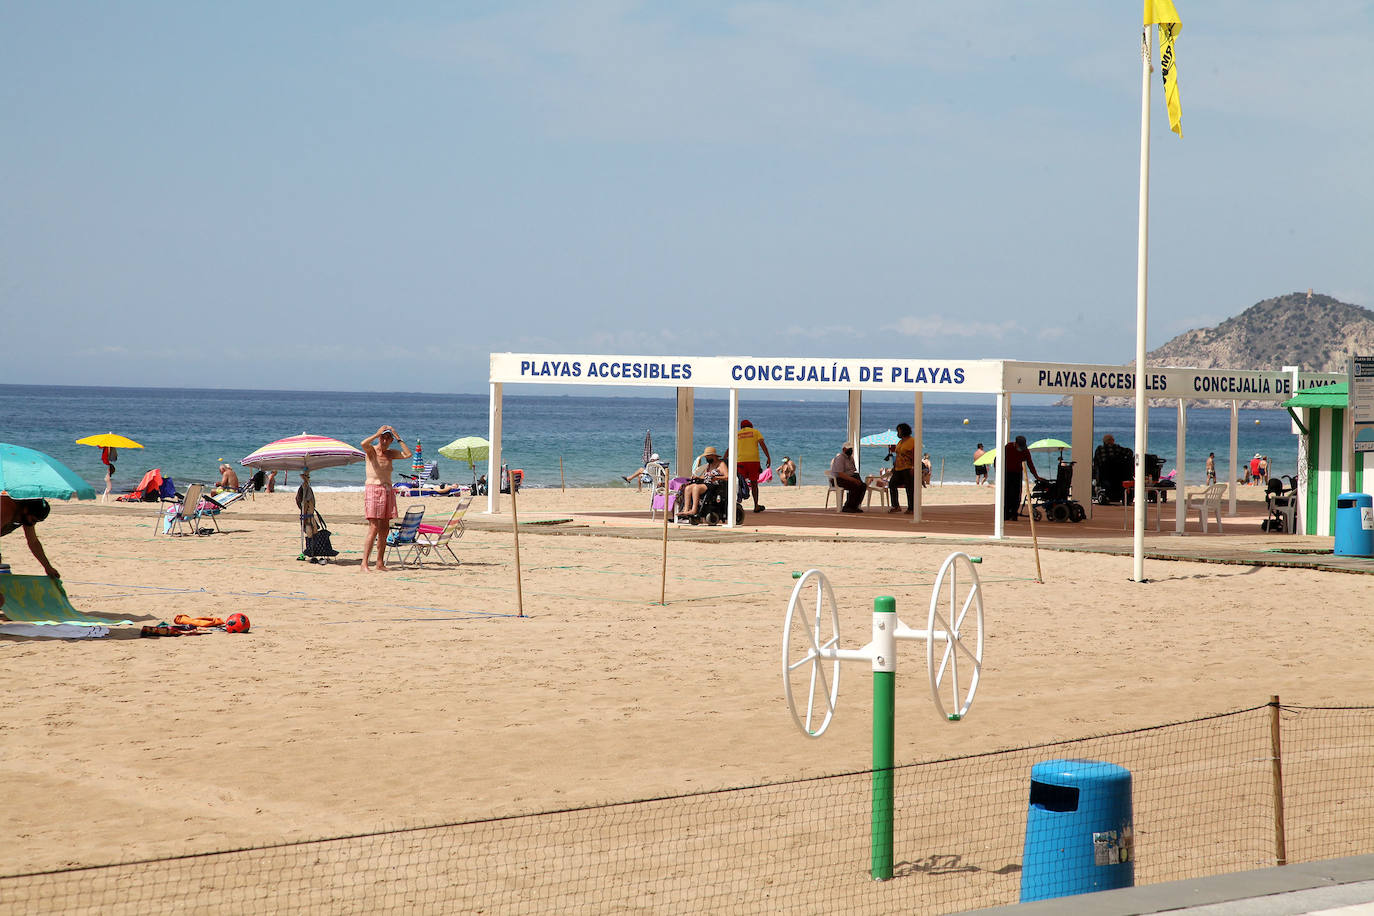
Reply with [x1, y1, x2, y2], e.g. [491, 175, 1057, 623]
[240, 433, 366, 472]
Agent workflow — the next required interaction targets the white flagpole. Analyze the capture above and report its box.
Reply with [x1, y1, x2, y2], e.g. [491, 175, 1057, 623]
[1133, 25, 1153, 583]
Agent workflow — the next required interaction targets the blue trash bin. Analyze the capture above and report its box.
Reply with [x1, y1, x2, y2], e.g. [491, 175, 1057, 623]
[1334, 493, 1374, 557]
[1020, 759, 1133, 902]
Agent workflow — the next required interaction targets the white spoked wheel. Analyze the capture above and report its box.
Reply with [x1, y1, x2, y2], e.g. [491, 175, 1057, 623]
[782, 569, 842, 738]
[927, 552, 984, 721]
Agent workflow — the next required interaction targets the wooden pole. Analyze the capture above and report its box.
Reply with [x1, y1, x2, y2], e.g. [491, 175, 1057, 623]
[939, 457, 945, 487]
[659, 464, 671, 605]
[510, 473, 524, 617]
[559, 456, 565, 492]
[1270, 694, 1287, 865]
[1024, 474, 1043, 584]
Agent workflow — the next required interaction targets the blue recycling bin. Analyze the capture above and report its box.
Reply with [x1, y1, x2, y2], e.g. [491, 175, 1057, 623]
[1020, 759, 1133, 902]
[1334, 493, 1374, 557]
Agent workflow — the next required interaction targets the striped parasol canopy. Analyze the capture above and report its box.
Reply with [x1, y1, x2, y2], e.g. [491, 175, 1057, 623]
[240, 433, 366, 472]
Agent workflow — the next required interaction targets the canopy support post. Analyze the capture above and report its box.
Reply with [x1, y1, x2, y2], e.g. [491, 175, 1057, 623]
[675, 387, 695, 483]
[486, 382, 503, 516]
[1071, 394, 1094, 520]
[727, 389, 739, 528]
[993, 392, 1008, 539]
[911, 392, 923, 523]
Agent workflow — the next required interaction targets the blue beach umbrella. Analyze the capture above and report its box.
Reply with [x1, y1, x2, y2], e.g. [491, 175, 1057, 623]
[0, 443, 97, 501]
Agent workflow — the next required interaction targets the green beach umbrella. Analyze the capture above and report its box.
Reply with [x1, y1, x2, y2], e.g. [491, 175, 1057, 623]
[438, 436, 491, 487]
[1027, 438, 1071, 461]
[973, 447, 997, 467]
[0, 443, 98, 501]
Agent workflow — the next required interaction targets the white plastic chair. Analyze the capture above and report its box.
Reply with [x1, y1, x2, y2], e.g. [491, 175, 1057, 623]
[1185, 483, 1227, 533]
[824, 474, 846, 512]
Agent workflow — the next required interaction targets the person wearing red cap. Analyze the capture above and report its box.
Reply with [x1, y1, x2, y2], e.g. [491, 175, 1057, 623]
[735, 419, 771, 513]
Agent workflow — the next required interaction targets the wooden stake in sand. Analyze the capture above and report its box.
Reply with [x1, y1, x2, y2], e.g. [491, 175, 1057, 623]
[659, 465, 671, 605]
[510, 477, 524, 617]
[559, 457, 565, 492]
[1269, 694, 1287, 865]
[1024, 475, 1044, 584]
[939, 457, 945, 487]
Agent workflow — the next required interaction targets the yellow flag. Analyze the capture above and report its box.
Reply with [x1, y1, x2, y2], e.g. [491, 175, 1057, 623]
[1144, 0, 1183, 135]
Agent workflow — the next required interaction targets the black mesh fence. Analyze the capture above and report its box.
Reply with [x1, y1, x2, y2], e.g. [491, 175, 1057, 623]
[4, 702, 1370, 914]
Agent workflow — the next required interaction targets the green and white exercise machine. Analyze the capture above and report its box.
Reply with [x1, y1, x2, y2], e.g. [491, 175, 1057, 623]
[782, 552, 986, 881]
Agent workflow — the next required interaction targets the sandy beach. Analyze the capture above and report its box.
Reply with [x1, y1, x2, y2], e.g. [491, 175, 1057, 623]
[3, 480, 1371, 904]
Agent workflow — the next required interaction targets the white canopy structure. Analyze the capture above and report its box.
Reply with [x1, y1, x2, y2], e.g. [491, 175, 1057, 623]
[487, 352, 1341, 539]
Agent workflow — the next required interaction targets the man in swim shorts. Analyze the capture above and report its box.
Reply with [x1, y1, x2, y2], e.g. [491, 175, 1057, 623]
[215, 462, 241, 493]
[360, 424, 412, 572]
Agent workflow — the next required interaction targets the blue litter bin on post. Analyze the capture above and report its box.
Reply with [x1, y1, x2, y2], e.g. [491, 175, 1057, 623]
[1020, 759, 1133, 902]
[1334, 493, 1374, 557]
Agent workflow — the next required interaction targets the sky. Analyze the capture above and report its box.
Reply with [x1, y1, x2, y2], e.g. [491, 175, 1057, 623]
[4, 1, 1373, 394]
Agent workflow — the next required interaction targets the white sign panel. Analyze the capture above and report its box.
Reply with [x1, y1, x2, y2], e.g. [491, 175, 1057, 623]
[1350, 357, 1374, 426]
[491, 353, 1005, 393]
[1001, 362, 1342, 403]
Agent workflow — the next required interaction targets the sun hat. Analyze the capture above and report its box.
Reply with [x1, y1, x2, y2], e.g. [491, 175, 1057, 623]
[702, 446, 720, 458]
[650, 453, 659, 461]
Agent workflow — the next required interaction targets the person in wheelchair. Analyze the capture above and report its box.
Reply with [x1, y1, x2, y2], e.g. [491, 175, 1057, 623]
[679, 447, 729, 524]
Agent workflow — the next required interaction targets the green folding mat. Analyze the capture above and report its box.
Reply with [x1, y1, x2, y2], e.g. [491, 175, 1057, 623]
[1, 575, 132, 626]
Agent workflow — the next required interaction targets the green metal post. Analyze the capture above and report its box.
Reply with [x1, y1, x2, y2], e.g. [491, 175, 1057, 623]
[871, 596, 897, 880]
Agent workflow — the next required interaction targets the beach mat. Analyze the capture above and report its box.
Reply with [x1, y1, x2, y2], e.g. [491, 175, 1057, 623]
[0, 575, 132, 626]
[0, 623, 110, 639]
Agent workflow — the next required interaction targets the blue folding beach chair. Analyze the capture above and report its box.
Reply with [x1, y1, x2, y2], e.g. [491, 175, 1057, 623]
[384, 505, 426, 567]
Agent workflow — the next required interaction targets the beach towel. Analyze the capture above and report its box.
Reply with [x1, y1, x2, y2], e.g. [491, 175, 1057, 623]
[174, 614, 225, 628]
[758, 467, 773, 483]
[0, 575, 132, 626]
[118, 468, 166, 502]
[0, 623, 109, 639]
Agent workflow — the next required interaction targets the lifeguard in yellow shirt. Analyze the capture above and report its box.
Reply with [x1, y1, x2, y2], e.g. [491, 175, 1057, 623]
[735, 419, 771, 513]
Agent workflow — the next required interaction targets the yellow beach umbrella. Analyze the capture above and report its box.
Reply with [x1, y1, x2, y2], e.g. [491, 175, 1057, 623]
[75, 433, 145, 449]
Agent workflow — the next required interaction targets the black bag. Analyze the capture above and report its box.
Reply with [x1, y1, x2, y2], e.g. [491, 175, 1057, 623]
[303, 512, 339, 558]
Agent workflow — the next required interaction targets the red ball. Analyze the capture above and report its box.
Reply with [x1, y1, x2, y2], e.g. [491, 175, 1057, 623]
[225, 613, 250, 634]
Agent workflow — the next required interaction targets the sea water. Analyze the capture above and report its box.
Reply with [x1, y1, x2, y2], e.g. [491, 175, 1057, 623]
[0, 384, 1299, 493]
